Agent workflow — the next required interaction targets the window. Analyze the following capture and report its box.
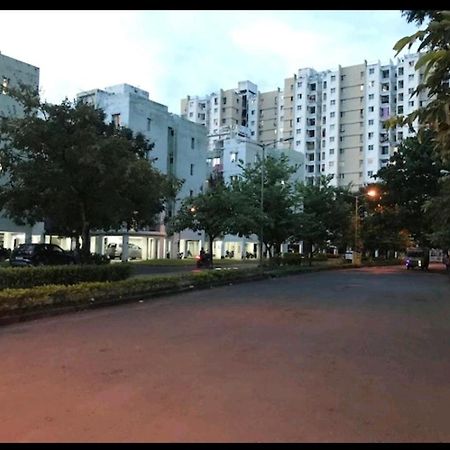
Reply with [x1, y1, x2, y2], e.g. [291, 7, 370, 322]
[330, 136, 335, 142]
[369, 94, 374, 100]
[297, 94, 302, 99]
[331, 75, 336, 82]
[223, 97, 227, 104]
[191, 137, 195, 149]
[369, 68, 375, 75]
[398, 105, 404, 114]
[340, 75, 345, 81]
[368, 119, 374, 125]
[368, 170, 374, 177]
[369, 106, 374, 112]
[230, 152, 238, 162]
[1, 77, 9, 94]
[408, 100, 414, 107]
[408, 88, 414, 94]
[368, 132, 374, 139]
[398, 67, 404, 76]
[368, 144, 374, 151]
[330, 100, 336, 106]
[112, 113, 121, 128]
[190, 164, 194, 176]
[398, 80, 404, 88]
[147, 118, 151, 131]
[409, 60, 414, 67]
[408, 74, 414, 81]
[339, 148, 345, 155]
[381, 146, 389, 155]
[307, 165, 314, 173]
[309, 106, 316, 114]
[331, 88, 336, 94]
[329, 161, 334, 168]
[308, 154, 315, 161]
[398, 93, 404, 101]
[330, 112, 335, 118]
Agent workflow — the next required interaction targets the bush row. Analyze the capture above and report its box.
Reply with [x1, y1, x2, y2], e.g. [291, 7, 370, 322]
[0, 268, 271, 315]
[0, 264, 132, 290]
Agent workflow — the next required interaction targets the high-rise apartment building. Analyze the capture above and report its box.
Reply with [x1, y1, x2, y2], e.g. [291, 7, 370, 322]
[182, 52, 428, 191]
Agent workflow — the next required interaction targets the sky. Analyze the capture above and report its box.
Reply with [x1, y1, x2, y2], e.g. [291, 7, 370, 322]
[0, 10, 420, 114]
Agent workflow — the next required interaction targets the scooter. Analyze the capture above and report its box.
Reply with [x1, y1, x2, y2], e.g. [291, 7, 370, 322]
[196, 253, 211, 268]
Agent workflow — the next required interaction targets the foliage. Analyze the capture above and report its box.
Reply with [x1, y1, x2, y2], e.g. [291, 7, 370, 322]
[167, 175, 235, 265]
[230, 154, 302, 258]
[0, 86, 178, 257]
[386, 10, 450, 161]
[292, 176, 352, 264]
[0, 263, 132, 290]
[423, 176, 450, 249]
[372, 131, 446, 247]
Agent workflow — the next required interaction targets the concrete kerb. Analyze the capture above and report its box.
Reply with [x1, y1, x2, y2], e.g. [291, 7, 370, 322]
[0, 261, 401, 327]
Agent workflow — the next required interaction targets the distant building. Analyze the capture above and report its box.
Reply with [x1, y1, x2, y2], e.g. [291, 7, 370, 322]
[181, 52, 429, 191]
[77, 84, 209, 259]
[0, 52, 43, 251]
[206, 135, 304, 259]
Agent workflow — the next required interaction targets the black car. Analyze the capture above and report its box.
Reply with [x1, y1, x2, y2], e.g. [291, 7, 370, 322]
[9, 243, 76, 267]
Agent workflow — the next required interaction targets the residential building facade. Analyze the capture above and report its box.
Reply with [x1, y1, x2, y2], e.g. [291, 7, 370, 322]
[181, 52, 428, 191]
[77, 84, 209, 259]
[0, 52, 44, 250]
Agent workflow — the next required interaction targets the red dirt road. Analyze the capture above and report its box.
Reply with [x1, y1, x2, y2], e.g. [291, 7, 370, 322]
[0, 265, 449, 442]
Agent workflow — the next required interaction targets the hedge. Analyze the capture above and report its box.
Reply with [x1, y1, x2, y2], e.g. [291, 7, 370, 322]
[0, 264, 132, 290]
[0, 260, 405, 320]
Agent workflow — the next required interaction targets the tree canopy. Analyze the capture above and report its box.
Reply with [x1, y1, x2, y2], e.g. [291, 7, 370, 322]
[386, 10, 450, 161]
[0, 88, 177, 256]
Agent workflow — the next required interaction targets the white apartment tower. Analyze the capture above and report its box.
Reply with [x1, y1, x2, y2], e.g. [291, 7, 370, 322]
[182, 52, 428, 191]
[181, 81, 259, 151]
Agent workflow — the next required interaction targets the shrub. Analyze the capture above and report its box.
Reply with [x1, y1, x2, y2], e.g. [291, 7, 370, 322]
[0, 264, 132, 290]
[281, 253, 304, 265]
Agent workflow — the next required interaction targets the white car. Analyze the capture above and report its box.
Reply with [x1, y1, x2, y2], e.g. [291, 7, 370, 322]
[106, 243, 142, 260]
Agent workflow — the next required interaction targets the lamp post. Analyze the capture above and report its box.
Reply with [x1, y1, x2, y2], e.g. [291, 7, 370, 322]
[257, 136, 294, 266]
[347, 189, 378, 260]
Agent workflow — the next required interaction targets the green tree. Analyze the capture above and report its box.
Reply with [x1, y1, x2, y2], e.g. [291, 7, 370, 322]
[0, 88, 176, 257]
[373, 131, 446, 247]
[230, 154, 301, 259]
[167, 175, 235, 267]
[423, 176, 450, 250]
[387, 10, 450, 161]
[292, 176, 352, 265]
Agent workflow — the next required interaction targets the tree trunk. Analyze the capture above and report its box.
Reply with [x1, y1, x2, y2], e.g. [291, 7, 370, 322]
[209, 236, 214, 269]
[80, 202, 90, 259]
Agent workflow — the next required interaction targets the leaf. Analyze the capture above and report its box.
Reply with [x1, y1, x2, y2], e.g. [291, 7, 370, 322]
[393, 36, 414, 55]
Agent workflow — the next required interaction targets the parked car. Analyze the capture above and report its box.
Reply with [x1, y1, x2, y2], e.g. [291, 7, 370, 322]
[105, 242, 142, 260]
[0, 247, 11, 262]
[9, 243, 76, 267]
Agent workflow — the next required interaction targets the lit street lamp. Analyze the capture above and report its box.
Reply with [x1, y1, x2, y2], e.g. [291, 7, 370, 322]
[348, 189, 378, 262]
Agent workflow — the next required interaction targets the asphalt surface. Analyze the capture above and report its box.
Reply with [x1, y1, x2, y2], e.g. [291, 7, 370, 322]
[0, 265, 449, 442]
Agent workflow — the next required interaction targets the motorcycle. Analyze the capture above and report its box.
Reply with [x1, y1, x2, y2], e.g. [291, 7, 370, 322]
[196, 252, 212, 268]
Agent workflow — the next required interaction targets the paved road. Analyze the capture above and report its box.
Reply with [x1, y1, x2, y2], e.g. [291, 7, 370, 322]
[0, 266, 449, 442]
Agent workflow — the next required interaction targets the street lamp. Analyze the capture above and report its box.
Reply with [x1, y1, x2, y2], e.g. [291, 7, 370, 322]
[256, 136, 294, 265]
[349, 189, 378, 260]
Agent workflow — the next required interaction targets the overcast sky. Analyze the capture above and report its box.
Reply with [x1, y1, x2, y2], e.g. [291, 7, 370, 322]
[0, 10, 419, 114]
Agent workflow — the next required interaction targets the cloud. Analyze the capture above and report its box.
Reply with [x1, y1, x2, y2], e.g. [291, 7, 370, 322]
[0, 10, 420, 115]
